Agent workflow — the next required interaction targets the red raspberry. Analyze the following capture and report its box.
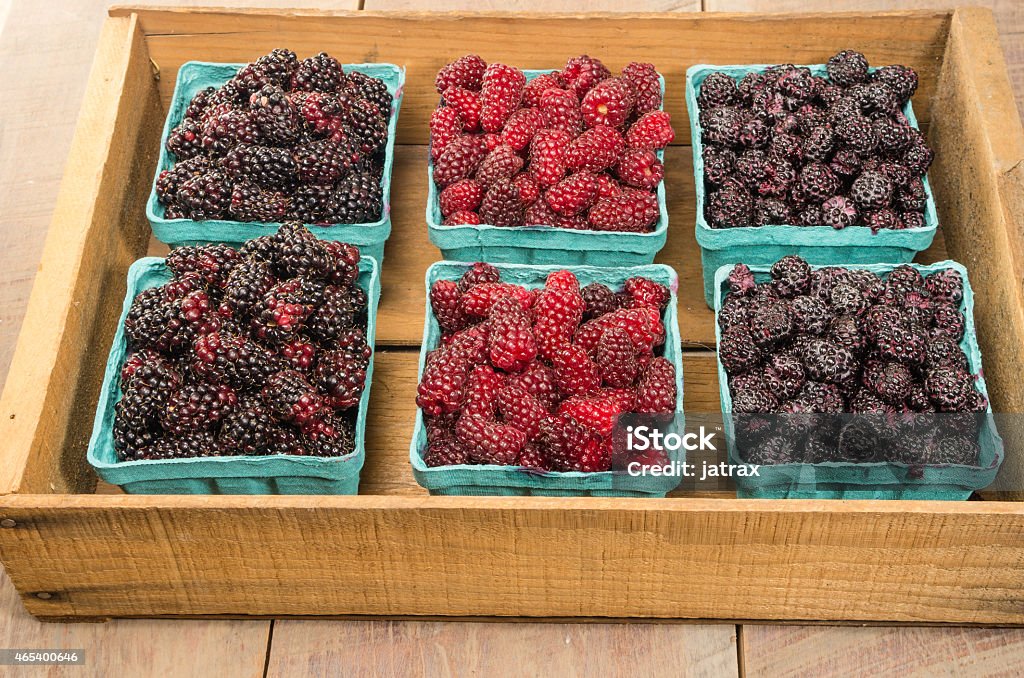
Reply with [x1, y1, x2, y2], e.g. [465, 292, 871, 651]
[587, 190, 659, 232]
[621, 62, 662, 115]
[539, 88, 583, 137]
[601, 387, 637, 412]
[546, 270, 579, 292]
[596, 174, 622, 198]
[479, 179, 524, 226]
[634, 357, 677, 415]
[430, 279, 468, 333]
[444, 210, 480, 225]
[595, 327, 638, 388]
[626, 111, 675, 150]
[522, 72, 565, 107]
[489, 296, 538, 372]
[417, 346, 472, 416]
[561, 55, 612, 98]
[524, 197, 558, 226]
[483, 133, 501, 151]
[551, 343, 601, 397]
[480, 63, 526, 133]
[500, 108, 545, 152]
[529, 128, 572, 187]
[475, 145, 524, 189]
[624, 276, 671, 310]
[457, 262, 500, 292]
[556, 214, 589, 230]
[443, 322, 491, 364]
[566, 126, 626, 173]
[497, 385, 546, 440]
[575, 307, 665, 354]
[558, 393, 623, 437]
[434, 134, 488, 187]
[533, 287, 585, 359]
[517, 443, 550, 470]
[463, 364, 505, 419]
[455, 414, 526, 465]
[442, 86, 481, 132]
[545, 173, 599, 216]
[616, 149, 664, 190]
[581, 77, 635, 129]
[429, 106, 463, 160]
[506, 361, 559, 411]
[438, 179, 483, 217]
[436, 54, 486, 93]
[539, 413, 610, 472]
[512, 173, 540, 205]
[460, 282, 533, 317]
[423, 429, 470, 467]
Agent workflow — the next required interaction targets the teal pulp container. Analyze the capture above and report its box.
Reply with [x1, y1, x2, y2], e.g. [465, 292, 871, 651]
[147, 60, 405, 263]
[713, 261, 1003, 500]
[426, 71, 668, 265]
[86, 255, 381, 495]
[687, 64, 939, 307]
[410, 261, 685, 496]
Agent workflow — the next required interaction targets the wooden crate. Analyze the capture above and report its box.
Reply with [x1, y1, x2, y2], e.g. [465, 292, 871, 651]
[0, 6, 1022, 624]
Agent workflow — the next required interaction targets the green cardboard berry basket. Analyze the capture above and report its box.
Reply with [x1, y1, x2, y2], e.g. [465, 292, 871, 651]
[713, 261, 1003, 500]
[409, 261, 684, 497]
[426, 71, 668, 265]
[86, 255, 381, 495]
[688, 64, 940, 307]
[147, 60, 405, 263]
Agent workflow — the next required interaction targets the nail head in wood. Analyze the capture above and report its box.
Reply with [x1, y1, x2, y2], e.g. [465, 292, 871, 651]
[0, 519, 16, 528]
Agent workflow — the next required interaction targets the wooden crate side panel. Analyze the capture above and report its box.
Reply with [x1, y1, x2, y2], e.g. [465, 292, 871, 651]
[0, 16, 162, 496]
[113, 8, 950, 146]
[0, 496, 1021, 623]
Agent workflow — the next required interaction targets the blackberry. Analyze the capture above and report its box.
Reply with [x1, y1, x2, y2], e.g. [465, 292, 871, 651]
[290, 184, 341, 224]
[797, 381, 844, 413]
[887, 264, 926, 292]
[229, 180, 289, 222]
[776, 67, 816, 104]
[166, 118, 204, 159]
[925, 435, 979, 466]
[718, 294, 752, 332]
[789, 295, 831, 335]
[346, 70, 393, 116]
[801, 338, 856, 384]
[739, 117, 770, 149]
[820, 196, 858, 229]
[315, 341, 371, 410]
[191, 331, 275, 389]
[348, 285, 369, 322]
[925, 268, 964, 305]
[876, 317, 926, 366]
[802, 126, 835, 163]
[219, 399, 280, 455]
[863, 208, 902, 232]
[291, 52, 344, 92]
[719, 325, 762, 375]
[930, 303, 966, 342]
[863, 360, 913, 404]
[753, 197, 792, 226]
[113, 395, 163, 460]
[293, 138, 352, 185]
[301, 415, 355, 457]
[829, 314, 865, 354]
[135, 432, 220, 461]
[262, 369, 327, 428]
[736, 149, 769, 186]
[727, 263, 757, 297]
[479, 179, 523, 227]
[902, 134, 934, 174]
[251, 278, 322, 344]
[795, 205, 823, 226]
[222, 144, 298, 192]
[850, 170, 893, 210]
[829, 282, 866, 316]
[870, 64, 918, 102]
[697, 72, 738, 109]
[249, 84, 301, 145]
[160, 382, 238, 435]
[738, 71, 770, 106]
[156, 156, 212, 206]
[167, 244, 240, 289]
[274, 222, 332, 279]
[323, 240, 361, 288]
[770, 255, 811, 297]
[797, 163, 840, 204]
[925, 366, 977, 412]
[706, 181, 753, 228]
[826, 50, 869, 87]
[219, 259, 276, 320]
[581, 283, 620, 321]
[769, 131, 804, 163]
[201, 108, 261, 156]
[835, 115, 878, 157]
[850, 388, 895, 414]
[335, 171, 383, 223]
[731, 386, 778, 413]
[348, 102, 389, 155]
[125, 288, 175, 351]
[177, 171, 232, 220]
[764, 353, 806, 400]
[838, 419, 882, 462]
[700, 106, 747, 148]
[873, 118, 913, 155]
[851, 82, 899, 117]
[702, 145, 737, 185]
[306, 285, 355, 345]
[185, 87, 217, 121]
[829, 149, 863, 179]
[896, 176, 927, 212]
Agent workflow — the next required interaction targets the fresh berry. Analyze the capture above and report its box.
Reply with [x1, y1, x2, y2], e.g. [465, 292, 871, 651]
[580, 77, 634, 129]
[480, 63, 526, 133]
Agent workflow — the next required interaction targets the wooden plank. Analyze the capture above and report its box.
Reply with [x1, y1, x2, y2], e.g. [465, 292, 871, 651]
[359, 350, 721, 497]
[113, 7, 951, 146]
[742, 624, 1024, 677]
[0, 15, 162, 496]
[267, 619, 738, 677]
[366, 0, 700, 9]
[0, 493, 1021, 622]
[0, 566, 270, 677]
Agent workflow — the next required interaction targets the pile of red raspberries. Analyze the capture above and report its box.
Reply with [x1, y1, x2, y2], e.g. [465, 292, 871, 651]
[430, 55, 675, 232]
[417, 263, 678, 472]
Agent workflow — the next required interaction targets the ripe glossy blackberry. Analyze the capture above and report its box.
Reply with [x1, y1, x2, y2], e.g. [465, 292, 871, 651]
[292, 138, 352, 185]
[185, 87, 217, 121]
[249, 84, 301, 145]
[289, 184, 340, 224]
[177, 171, 231, 220]
[160, 382, 238, 435]
[925, 268, 964, 305]
[801, 337, 856, 384]
[251, 277, 322, 344]
[749, 299, 793, 348]
[219, 399, 279, 454]
[770, 255, 811, 297]
[925, 366, 977, 412]
[706, 181, 753, 228]
[829, 314, 865, 354]
[222, 144, 298, 192]
[348, 102, 389, 155]
[191, 331, 275, 389]
[700, 106, 747, 148]
[261, 369, 326, 428]
[851, 82, 900, 117]
[480, 179, 523, 226]
[125, 288, 175, 351]
[167, 244, 240, 289]
[229, 180, 289, 222]
[301, 415, 355, 457]
[902, 134, 934, 174]
[719, 325, 762, 375]
[796, 380, 845, 413]
[306, 285, 355, 345]
[156, 156, 212, 207]
[135, 432, 220, 461]
[166, 117, 203, 159]
[930, 303, 966, 342]
[731, 386, 778, 413]
[834, 115, 879, 157]
[201, 108, 261, 156]
[335, 171, 383, 223]
[315, 342, 370, 410]
[875, 317, 926, 366]
[580, 283, 620, 321]
[829, 282, 866, 317]
[764, 353, 806, 400]
[219, 259, 276, 320]
[347, 70, 393, 116]
[702, 146, 737, 186]
[789, 295, 831, 335]
[697, 72, 738, 109]
[870, 64, 919, 102]
[796, 162, 840, 203]
[291, 52, 344, 92]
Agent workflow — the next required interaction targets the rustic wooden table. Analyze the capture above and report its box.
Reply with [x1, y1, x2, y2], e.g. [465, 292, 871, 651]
[1, 1, 1023, 675]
